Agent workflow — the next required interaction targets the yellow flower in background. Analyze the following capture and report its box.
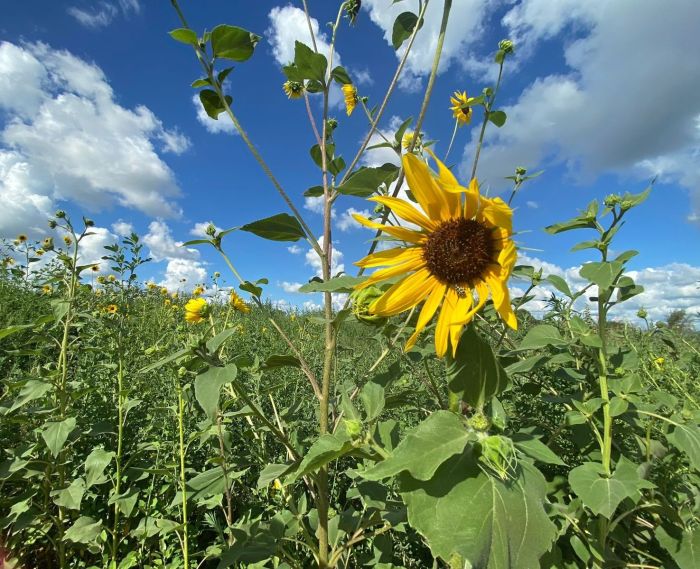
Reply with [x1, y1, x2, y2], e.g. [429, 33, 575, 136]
[63, 236, 73, 247]
[36, 249, 45, 256]
[184, 298, 208, 323]
[17, 234, 28, 243]
[402, 131, 416, 150]
[193, 285, 204, 297]
[91, 265, 99, 272]
[283, 80, 304, 99]
[450, 91, 473, 126]
[352, 151, 517, 358]
[3, 257, 15, 266]
[230, 291, 251, 313]
[164, 299, 171, 306]
[147, 282, 157, 290]
[171, 291, 178, 299]
[160, 287, 168, 295]
[342, 84, 358, 116]
[654, 357, 665, 365]
[108, 274, 116, 283]
[42, 284, 52, 295]
[105, 304, 118, 314]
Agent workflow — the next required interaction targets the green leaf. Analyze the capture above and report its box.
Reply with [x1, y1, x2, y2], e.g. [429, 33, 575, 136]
[261, 355, 301, 369]
[52, 477, 86, 510]
[194, 364, 237, 420]
[293, 40, 327, 82]
[336, 164, 400, 197]
[240, 213, 306, 242]
[42, 417, 77, 458]
[360, 381, 385, 422]
[211, 25, 259, 61]
[169, 28, 198, 46]
[569, 316, 603, 347]
[331, 65, 352, 85]
[298, 275, 366, 293]
[186, 467, 248, 504]
[199, 89, 232, 120]
[545, 275, 572, 297]
[488, 110, 507, 127]
[400, 449, 556, 566]
[304, 185, 324, 197]
[9, 379, 52, 412]
[84, 448, 115, 487]
[64, 516, 103, 544]
[288, 433, 355, 482]
[393, 117, 413, 145]
[666, 420, 700, 472]
[190, 78, 211, 88]
[257, 463, 296, 489]
[656, 525, 700, 569]
[545, 214, 597, 234]
[362, 411, 470, 481]
[392, 12, 419, 50]
[447, 326, 510, 408]
[512, 432, 566, 466]
[0, 324, 34, 340]
[579, 261, 623, 290]
[310, 143, 335, 169]
[515, 324, 568, 351]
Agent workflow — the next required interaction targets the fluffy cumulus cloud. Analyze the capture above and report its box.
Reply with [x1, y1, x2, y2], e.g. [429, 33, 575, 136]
[111, 220, 134, 237]
[461, 0, 700, 223]
[337, 207, 372, 232]
[514, 253, 700, 326]
[189, 221, 222, 238]
[0, 41, 188, 238]
[67, 0, 141, 29]
[362, 0, 495, 88]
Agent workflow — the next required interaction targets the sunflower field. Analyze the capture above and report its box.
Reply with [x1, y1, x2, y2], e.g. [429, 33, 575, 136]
[1, 2, 700, 568]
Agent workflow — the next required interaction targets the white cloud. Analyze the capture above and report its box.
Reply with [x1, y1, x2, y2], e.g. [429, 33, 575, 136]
[461, 0, 700, 222]
[287, 244, 303, 254]
[352, 68, 373, 86]
[362, 0, 494, 87]
[76, 226, 117, 269]
[337, 207, 372, 232]
[305, 236, 344, 277]
[361, 115, 404, 167]
[280, 281, 303, 293]
[526, 201, 538, 209]
[111, 220, 134, 237]
[304, 195, 337, 218]
[67, 0, 140, 29]
[159, 258, 208, 293]
[143, 220, 198, 262]
[189, 221, 222, 238]
[192, 93, 237, 134]
[158, 128, 191, 155]
[0, 41, 184, 239]
[267, 5, 341, 67]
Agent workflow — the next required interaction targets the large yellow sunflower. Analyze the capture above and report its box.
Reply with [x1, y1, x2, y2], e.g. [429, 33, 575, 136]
[450, 91, 473, 126]
[184, 298, 208, 324]
[352, 152, 517, 358]
[342, 84, 358, 116]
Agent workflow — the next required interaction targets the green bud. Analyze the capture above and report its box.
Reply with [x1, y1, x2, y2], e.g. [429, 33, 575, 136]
[55, 210, 66, 219]
[344, 0, 361, 25]
[515, 166, 527, 176]
[498, 39, 515, 54]
[604, 194, 621, 208]
[636, 308, 648, 319]
[205, 223, 217, 237]
[326, 118, 338, 131]
[478, 434, 517, 481]
[84, 218, 95, 227]
[468, 412, 491, 432]
[344, 419, 363, 439]
[48, 220, 58, 229]
[620, 199, 633, 211]
[177, 366, 187, 378]
[351, 285, 387, 326]
[213, 271, 221, 278]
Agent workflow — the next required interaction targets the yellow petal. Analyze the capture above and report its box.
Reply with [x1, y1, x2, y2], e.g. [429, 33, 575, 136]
[404, 281, 447, 352]
[402, 153, 450, 221]
[498, 240, 517, 277]
[357, 259, 423, 290]
[369, 196, 437, 231]
[352, 213, 425, 244]
[356, 246, 423, 269]
[371, 268, 435, 316]
[486, 271, 517, 330]
[447, 291, 474, 356]
[434, 288, 458, 358]
[479, 196, 513, 234]
[425, 149, 461, 218]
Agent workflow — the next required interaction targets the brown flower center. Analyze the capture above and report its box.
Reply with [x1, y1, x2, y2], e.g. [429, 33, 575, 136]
[422, 218, 494, 286]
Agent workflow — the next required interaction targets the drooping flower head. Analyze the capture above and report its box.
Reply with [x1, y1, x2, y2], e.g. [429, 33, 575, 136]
[342, 84, 358, 116]
[229, 291, 251, 314]
[91, 264, 99, 272]
[450, 91, 473, 126]
[352, 152, 517, 357]
[184, 298, 208, 323]
[17, 234, 28, 243]
[283, 80, 304, 100]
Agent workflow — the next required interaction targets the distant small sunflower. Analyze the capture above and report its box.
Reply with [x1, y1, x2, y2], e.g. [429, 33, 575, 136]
[160, 287, 168, 295]
[17, 234, 28, 243]
[184, 298, 208, 323]
[230, 291, 251, 313]
[105, 304, 118, 315]
[42, 284, 52, 295]
[107, 274, 116, 283]
[450, 91, 473, 126]
[63, 236, 73, 247]
[147, 282, 157, 291]
[91, 265, 99, 272]
[193, 285, 204, 297]
[36, 249, 45, 256]
[283, 80, 304, 100]
[342, 84, 358, 116]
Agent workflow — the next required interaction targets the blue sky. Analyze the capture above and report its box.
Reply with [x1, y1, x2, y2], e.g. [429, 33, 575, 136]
[1, 0, 699, 322]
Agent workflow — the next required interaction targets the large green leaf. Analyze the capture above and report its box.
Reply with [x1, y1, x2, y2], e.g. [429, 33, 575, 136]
[9, 379, 52, 412]
[579, 261, 623, 290]
[362, 411, 471, 481]
[447, 326, 510, 408]
[84, 448, 115, 487]
[186, 467, 248, 504]
[392, 12, 419, 49]
[169, 28, 197, 46]
[211, 25, 259, 61]
[293, 40, 327, 82]
[514, 324, 568, 351]
[399, 448, 556, 566]
[240, 213, 306, 242]
[656, 525, 700, 569]
[52, 477, 86, 510]
[288, 433, 355, 482]
[194, 364, 237, 420]
[64, 516, 103, 544]
[199, 89, 232, 120]
[336, 164, 400, 197]
[41, 417, 77, 458]
[298, 275, 366, 293]
[666, 420, 700, 471]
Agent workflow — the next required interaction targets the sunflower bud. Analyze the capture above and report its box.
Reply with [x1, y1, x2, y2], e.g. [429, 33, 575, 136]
[55, 210, 66, 219]
[604, 194, 621, 208]
[48, 220, 58, 229]
[498, 39, 515, 54]
[515, 166, 527, 176]
[84, 218, 95, 227]
[468, 411, 491, 432]
[205, 223, 217, 237]
[344, 418, 363, 439]
[344, 0, 361, 25]
[620, 199, 633, 211]
[636, 308, 648, 319]
[42, 237, 54, 251]
[478, 435, 517, 481]
[177, 366, 187, 378]
[351, 286, 387, 325]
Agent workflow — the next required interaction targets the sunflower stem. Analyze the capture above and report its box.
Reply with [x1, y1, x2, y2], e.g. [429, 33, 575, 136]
[443, 119, 460, 162]
[470, 57, 505, 181]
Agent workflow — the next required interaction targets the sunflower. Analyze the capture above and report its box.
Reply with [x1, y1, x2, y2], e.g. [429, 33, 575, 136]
[402, 131, 419, 150]
[160, 287, 168, 295]
[63, 236, 72, 247]
[107, 274, 116, 283]
[283, 80, 304, 100]
[352, 151, 517, 358]
[192, 285, 204, 297]
[229, 291, 251, 314]
[105, 304, 118, 314]
[17, 234, 28, 243]
[342, 84, 358, 116]
[184, 298, 208, 323]
[450, 91, 473, 126]
[91, 265, 99, 272]
[42, 284, 52, 295]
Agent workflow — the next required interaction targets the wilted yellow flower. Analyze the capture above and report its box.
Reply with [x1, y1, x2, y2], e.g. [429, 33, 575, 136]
[42, 284, 52, 295]
[193, 285, 204, 297]
[450, 91, 473, 126]
[352, 151, 517, 358]
[105, 304, 118, 314]
[342, 84, 358, 116]
[17, 234, 28, 243]
[283, 80, 304, 99]
[184, 298, 208, 323]
[63, 236, 73, 247]
[230, 291, 250, 313]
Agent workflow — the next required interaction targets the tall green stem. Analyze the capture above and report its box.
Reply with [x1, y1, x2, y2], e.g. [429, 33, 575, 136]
[112, 354, 125, 566]
[470, 59, 504, 181]
[175, 378, 190, 567]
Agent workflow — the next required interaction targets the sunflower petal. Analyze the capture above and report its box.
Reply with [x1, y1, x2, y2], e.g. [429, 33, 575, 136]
[435, 288, 458, 358]
[479, 196, 513, 234]
[369, 196, 436, 231]
[357, 260, 422, 290]
[425, 149, 461, 217]
[404, 281, 447, 352]
[485, 270, 517, 330]
[402, 153, 450, 221]
[352, 213, 425, 244]
[355, 246, 423, 269]
[370, 268, 434, 316]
